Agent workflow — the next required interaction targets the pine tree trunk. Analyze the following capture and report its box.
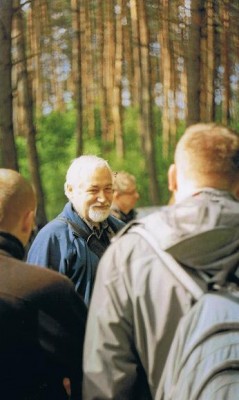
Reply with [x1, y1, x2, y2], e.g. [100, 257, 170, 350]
[186, 0, 204, 126]
[113, 0, 124, 157]
[220, 0, 230, 125]
[13, 0, 47, 227]
[71, 0, 83, 155]
[137, 0, 160, 204]
[0, 0, 18, 169]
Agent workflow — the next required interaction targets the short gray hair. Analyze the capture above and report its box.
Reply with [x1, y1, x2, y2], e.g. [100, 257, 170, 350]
[65, 155, 112, 190]
[113, 171, 136, 193]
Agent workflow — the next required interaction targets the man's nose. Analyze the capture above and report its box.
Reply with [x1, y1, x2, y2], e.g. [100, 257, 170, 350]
[97, 190, 108, 202]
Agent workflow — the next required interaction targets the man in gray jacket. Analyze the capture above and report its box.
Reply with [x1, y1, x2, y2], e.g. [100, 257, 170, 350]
[83, 123, 239, 399]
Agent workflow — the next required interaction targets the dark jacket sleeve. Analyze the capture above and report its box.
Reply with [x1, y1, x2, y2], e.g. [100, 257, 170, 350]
[34, 274, 87, 399]
[27, 220, 98, 305]
[0, 257, 87, 400]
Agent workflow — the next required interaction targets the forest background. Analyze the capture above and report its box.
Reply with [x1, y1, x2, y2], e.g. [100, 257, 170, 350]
[0, 0, 239, 227]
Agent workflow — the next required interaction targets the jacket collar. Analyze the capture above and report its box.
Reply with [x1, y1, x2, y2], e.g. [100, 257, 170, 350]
[0, 232, 25, 260]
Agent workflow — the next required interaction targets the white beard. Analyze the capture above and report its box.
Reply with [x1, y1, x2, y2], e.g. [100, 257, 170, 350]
[89, 206, 110, 223]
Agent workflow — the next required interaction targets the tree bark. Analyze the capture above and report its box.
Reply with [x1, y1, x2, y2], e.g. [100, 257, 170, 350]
[137, 0, 160, 204]
[129, 0, 141, 105]
[0, 0, 18, 169]
[13, 0, 47, 227]
[71, 0, 83, 156]
[220, 0, 230, 125]
[186, 0, 204, 126]
[113, 0, 124, 157]
[102, 0, 115, 143]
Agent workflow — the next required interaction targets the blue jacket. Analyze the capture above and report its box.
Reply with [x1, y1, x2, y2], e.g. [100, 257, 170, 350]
[27, 202, 124, 305]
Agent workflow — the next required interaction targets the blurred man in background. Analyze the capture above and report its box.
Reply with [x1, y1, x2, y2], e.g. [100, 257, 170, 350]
[111, 171, 140, 223]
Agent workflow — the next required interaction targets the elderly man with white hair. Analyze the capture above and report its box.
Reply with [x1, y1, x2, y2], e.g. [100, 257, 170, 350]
[27, 155, 124, 305]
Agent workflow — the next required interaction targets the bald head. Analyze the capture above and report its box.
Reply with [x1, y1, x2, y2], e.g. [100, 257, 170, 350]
[0, 169, 36, 245]
[169, 123, 239, 201]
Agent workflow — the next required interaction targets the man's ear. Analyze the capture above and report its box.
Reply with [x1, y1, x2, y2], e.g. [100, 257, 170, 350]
[233, 182, 239, 201]
[22, 210, 35, 234]
[65, 183, 73, 199]
[168, 164, 177, 192]
[113, 190, 120, 199]
[19, 210, 36, 246]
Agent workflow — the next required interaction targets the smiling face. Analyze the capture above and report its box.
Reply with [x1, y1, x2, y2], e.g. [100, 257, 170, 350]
[66, 166, 114, 225]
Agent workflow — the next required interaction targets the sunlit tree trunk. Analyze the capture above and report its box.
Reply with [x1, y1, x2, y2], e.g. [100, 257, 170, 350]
[129, 0, 141, 105]
[51, 39, 65, 112]
[220, 0, 230, 125]
[206, 0, 216, 121]
[102, 0, 115, 142]
[123, 1, 134, 106]
[199, 3, 207, 120]
[169, 5, 178, 148]
[71, 0, 83, 155]
[27, 0, 44, 117]
[13, 0, 47, 227]
[179, 1, 188, 124]
[97, 1, 108, 139]
[199, 0, 215, 122]
[159, 0, 171, 159]
[113, 0, 124, 157]
[186, 0, 204, 126]
[84, 0, 95, 138]
[137, 0, 160, 204]
[0, 0, 18, 169]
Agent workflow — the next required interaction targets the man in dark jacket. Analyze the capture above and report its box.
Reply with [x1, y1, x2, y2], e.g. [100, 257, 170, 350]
[83, 123, 239, 399]
[27, 155, 124, 305]
[0, 169, 86, 399]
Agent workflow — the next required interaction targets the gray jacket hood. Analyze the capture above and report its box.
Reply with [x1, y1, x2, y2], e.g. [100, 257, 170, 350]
[140, 189, 239, 277]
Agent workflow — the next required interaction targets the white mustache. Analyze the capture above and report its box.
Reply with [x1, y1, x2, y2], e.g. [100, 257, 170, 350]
[91, 203, 110, 208]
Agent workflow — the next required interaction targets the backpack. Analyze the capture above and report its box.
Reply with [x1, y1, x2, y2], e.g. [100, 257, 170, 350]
[132, 225, 239, 400]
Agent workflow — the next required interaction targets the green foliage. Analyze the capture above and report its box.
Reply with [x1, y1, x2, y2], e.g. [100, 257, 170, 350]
[36, 111, 76, 218]
[16, 107, 182, 220]
[107, 107, 150, 206]
[16, 110, 77, 220]
[36, 110, 76, 219]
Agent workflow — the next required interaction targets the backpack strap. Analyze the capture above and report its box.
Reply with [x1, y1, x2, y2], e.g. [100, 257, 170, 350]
[57, 217, 108, 259]
[132, 225, 204, 301]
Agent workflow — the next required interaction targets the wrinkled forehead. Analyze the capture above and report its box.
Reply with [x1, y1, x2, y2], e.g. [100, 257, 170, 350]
[75, 166, 113, 189]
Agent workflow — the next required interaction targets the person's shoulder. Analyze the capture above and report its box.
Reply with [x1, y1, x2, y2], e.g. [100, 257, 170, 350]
[33, 214, 72, 241]
[16, 260, 88, 322]
[20, 258, 73, 286]
[2, 256, 84, 304]
[108, 214, 125, 230]
[109, 207, 170, 253]
[110, 207, 121, 221]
